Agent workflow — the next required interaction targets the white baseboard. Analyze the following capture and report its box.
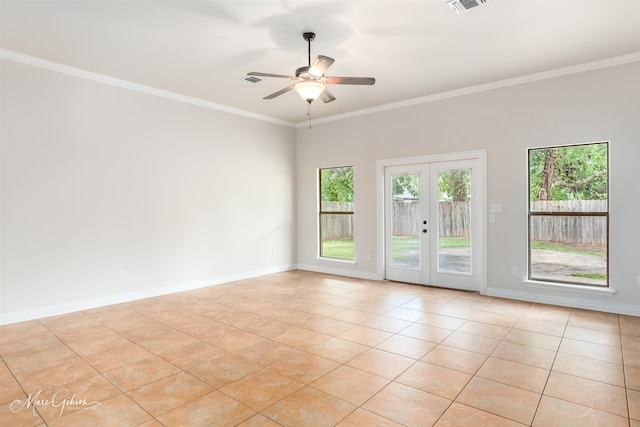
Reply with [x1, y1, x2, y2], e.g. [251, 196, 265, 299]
[0, 264, 296, 325]
[7, 266, 635, 325]
[296, 263, 380, 281]
[486, 286, 640, 317]
[299, 266, 640, 316]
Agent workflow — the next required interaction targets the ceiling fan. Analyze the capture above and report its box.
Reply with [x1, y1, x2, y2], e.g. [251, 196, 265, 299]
[247, 32, 375, 105]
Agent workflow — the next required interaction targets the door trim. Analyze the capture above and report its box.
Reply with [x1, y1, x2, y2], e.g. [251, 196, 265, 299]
[376, 149, 487, 294]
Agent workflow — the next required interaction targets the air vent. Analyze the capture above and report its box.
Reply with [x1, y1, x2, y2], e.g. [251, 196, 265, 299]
[447, 0, 487, 14]
[240, 76, 262, 84]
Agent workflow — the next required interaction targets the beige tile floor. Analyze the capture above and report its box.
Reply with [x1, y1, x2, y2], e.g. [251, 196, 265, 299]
[1, 270, 639, 426]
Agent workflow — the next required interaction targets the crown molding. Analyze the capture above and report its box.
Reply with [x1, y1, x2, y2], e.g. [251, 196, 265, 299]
[300, 51, 640, 128]
[2, 48, 637, 130]
[0, 49, 296, 128]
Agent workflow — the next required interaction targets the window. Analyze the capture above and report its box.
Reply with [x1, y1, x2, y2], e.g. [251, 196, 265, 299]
[319, 166, 354, 259]
[528, 142, 608, 286]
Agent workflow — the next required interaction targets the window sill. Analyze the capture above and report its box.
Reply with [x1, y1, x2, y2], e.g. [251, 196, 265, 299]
[523, 280, 615, 296]
[316, 257, 357, 265]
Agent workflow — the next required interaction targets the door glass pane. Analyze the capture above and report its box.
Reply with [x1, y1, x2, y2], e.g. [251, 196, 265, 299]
[437, 168, 471, 273]
[391, 173, 420, 268]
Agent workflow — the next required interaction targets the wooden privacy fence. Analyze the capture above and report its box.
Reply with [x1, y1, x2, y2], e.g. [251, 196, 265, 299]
[439, 201, 471, 238]
[321, 202, 354, 240]
[391, 200, 420, 237]
[321, 200, 607, 244]
[320, 201, 471, 239]
[392, 200, 470, 237]
[530, 200, 607, 244]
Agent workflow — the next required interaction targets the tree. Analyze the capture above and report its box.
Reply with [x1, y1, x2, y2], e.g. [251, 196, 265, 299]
[392, 174, 420, 198]
[321, 167, 354, 202]
[391, 170, 471, 201]
[438, 169, 471, 202]
[530, 144, 608, 201]
[537, 148, 557, 201]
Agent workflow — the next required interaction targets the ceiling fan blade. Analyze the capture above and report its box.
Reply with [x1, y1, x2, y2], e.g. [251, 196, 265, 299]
[320, 89, 336, 104]
[263, 84, 296, 100]
[247, 72, 297, 80]
[324, 76, 376, 85]
[309, 55, 335, 76]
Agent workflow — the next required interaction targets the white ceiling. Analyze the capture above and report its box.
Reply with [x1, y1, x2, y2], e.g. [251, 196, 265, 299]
[2, 0, 639, 125]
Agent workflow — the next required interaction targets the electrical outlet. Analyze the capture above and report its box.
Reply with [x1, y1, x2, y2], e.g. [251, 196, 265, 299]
[511, 266, 518, 275]
[118, 269, 126, 279]
[637, 276, 640, 287]
[489, 214, 495, 223]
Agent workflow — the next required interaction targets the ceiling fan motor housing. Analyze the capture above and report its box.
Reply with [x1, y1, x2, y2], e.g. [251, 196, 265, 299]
[295, 66, 313, 79]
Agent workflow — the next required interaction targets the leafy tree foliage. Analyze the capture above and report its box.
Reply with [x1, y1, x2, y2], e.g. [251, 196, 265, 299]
[391, 170, 471, 202]
[529, 143, 608, 201]
[321, 167, 354, 202]
[438, 169, 471, 202]
[392, 174, 420, 198]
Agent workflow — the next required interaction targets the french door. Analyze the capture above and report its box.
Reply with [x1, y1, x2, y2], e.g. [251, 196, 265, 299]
[384, 158, 484, 291]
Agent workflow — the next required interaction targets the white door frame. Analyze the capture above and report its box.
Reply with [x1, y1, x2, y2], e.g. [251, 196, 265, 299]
[376, 149, 487, 294]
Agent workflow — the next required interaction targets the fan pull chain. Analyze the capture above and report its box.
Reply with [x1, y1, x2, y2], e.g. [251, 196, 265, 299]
[308, 103, 312, 129]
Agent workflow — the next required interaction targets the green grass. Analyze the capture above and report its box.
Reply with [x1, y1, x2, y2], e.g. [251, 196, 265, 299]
[324, 237, 605, 261]
[571, 272, 607, 280]
[321, 239, 355, 259]
[531, 241, 605, 257]
[391, 236, 419, 262]
[439, 237, 470, 248]
[322, 236, 471, 260]
[392, 236, 471, 248]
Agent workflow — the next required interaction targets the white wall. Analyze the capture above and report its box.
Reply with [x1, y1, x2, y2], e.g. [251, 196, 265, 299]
[1, 59, 297, 323]
[2, 57, 638, 323]
[296, 61, 640, 315]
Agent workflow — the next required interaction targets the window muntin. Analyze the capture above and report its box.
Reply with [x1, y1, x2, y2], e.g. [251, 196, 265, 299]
[319, 166, 354, 259]
[528, 142, 608, 286]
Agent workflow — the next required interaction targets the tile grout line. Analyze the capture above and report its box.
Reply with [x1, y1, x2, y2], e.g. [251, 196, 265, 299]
[619, 313, 632, 423]
[3, 272, 636, 426]
[0, 351, 49, 426]
[44, 308, 189, 425]
[527, 307, 572, 427]
[437, 298, 538, 426]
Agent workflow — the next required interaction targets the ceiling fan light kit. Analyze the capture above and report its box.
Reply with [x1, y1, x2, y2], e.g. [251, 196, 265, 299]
[295, 81, 326, 103]
[247, 32, 375, 107]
